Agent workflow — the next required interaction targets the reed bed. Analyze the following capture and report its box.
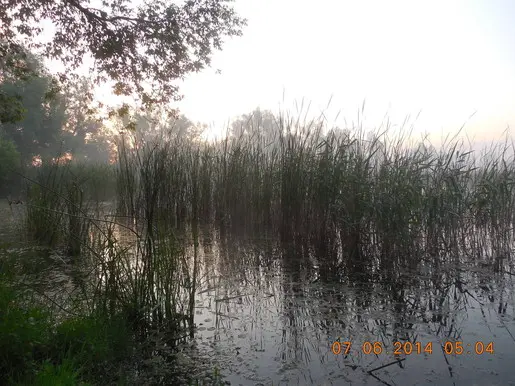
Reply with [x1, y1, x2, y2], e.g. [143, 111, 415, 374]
[116, 112, 515, 273]
[8, 110, 514, 383]
[19, 143, 196, 344]
[21, 110, 514, 345]
[24, 161, 114, 254]
[108, 133, 199, 339]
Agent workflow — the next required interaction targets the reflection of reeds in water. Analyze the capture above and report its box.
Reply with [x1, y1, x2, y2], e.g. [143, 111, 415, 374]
[189, 235, 514, 385]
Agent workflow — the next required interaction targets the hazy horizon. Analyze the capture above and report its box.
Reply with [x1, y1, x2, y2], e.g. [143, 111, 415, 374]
[36, 0, 515, 145]
[175, 0, 515, 142]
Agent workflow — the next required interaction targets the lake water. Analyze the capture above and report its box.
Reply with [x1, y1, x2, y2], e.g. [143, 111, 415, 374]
[1, 202, 515, 385]
[187, 231, 515, 386]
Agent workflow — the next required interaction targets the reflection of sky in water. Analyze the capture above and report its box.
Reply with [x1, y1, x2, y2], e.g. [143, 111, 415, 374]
[191, 234, 515, 385]
[1, 202, 514, 385]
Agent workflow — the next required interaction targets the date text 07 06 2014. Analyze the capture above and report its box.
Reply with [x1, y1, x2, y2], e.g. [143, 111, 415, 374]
[330, 340, 494, 356]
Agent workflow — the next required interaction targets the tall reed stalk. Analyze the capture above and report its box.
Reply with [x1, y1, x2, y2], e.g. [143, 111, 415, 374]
[111, 111, 514, 337]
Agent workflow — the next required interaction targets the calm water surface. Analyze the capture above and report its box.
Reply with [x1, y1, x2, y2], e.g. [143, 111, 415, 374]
[1, 202, 515, 385]
[188, 232, 515, 386]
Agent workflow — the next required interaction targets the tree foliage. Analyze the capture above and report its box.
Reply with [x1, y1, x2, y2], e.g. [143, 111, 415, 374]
[0, 52, 67, 163]
[0, 92, 26, 124]
[60, 76, 112, 163]
[230, 108, 278, 141]
[0, 52, 113, 165]
[0, 0, 246, 113]
[0, 44, 59, 125]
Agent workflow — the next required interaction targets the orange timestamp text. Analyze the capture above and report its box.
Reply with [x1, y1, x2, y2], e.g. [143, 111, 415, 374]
[331, 340, 494, 356]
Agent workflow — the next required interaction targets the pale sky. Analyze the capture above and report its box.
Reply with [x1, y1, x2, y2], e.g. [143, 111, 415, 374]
[174, 0, 515, 142]
[38, 0, 515, 143]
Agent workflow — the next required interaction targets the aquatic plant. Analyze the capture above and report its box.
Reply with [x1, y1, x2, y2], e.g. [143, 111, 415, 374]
[23, 160, 116, 256]
[116, 110, 515, 274]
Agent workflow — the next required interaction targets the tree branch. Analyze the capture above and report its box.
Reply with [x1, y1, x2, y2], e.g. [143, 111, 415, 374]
[63, 0, 161, 26]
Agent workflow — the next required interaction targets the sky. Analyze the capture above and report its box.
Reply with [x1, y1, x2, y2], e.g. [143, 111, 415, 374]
[37, 0, 515, 143]
[171, 0, 515, 143]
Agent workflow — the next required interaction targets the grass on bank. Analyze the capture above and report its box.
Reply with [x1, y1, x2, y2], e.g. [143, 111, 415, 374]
[0, 254, 229, 385]
[0, 257, 134, 385]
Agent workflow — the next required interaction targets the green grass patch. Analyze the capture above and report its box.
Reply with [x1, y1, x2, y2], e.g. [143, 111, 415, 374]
[0, 270, 134, 385]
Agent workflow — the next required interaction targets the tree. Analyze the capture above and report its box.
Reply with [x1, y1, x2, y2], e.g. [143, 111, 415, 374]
[0, 52, 67, 164]
[0, 0, 246, 117]
[113, 106, 203, 146]
[60, 76, 112, 163]
[0, 43, 59, 125]
[0, 92, 25, 124]
[162, 114, 203, 141]
[230, 108, 278, 142]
